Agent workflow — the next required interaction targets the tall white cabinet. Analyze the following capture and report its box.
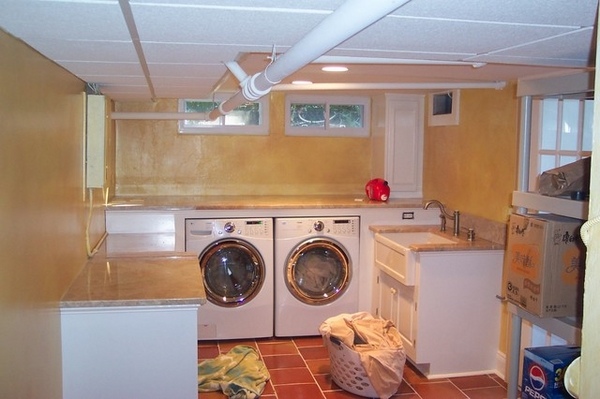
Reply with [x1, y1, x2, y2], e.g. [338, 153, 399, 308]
[371, 94, 424, 198]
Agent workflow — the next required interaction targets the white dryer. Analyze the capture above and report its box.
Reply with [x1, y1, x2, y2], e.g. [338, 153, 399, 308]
[274, 217, 360, 337]
[185, 218, 273, 340]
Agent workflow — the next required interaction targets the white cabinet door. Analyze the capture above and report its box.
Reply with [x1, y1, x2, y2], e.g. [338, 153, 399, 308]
[376, 271, 417, 360]
[371, 94, 424, 198]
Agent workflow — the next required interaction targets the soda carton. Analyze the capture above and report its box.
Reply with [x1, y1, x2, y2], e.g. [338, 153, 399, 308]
[522, 345, 580, 399]
[504, 213, 585, 317]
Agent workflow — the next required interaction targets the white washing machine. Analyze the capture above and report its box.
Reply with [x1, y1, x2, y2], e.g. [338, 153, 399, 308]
[185, 218, 273, 340]
[275, 217, 360, 337]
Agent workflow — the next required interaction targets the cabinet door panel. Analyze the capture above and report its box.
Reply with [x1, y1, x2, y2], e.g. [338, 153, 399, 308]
[377, 272, 398, 324]
[379, 273, 417, 357]
[385, 96, 424, 194]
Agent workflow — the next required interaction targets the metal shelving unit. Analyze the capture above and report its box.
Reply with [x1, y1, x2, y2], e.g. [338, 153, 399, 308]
[512, 191, 589, 220]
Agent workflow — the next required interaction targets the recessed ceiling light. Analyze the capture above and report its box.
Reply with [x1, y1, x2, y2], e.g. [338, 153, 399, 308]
[321, 66, 348, 72]
[292, 80, 313, 85]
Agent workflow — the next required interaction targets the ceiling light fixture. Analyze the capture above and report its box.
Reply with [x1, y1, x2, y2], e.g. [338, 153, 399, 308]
[292, 80, 313, 85]
[321, 65, 349, 72]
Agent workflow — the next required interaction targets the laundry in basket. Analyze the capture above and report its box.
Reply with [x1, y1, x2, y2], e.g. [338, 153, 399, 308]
[319, 312, 406, 399]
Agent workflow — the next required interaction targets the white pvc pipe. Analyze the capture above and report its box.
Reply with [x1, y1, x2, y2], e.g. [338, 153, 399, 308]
[209, 0, 412, 120]
[272, 81, 507, 91]
[110, 112, 210, 120]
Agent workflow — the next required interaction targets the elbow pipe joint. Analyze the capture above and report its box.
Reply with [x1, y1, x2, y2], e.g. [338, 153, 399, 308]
[241, 73, 276, 102]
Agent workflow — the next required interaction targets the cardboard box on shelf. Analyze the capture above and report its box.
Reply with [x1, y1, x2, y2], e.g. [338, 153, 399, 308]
[521, 345, 580, 399]
[504, 213, 585, 318]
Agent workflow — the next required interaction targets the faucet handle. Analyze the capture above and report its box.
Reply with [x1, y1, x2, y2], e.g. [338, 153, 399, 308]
[467, 228, 475, 241]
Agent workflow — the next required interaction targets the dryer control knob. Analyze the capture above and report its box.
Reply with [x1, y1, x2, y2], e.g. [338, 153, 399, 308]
[224, 222, 236, 233]
[313, 221, 325, 232]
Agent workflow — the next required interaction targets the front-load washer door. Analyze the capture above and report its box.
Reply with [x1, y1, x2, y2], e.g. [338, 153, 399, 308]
[199, 239, 265, 307]
[285, 238, 351, 305]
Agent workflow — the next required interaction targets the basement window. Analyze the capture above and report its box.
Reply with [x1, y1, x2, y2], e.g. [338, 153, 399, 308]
[178, 95, 269, 135]
[285, 95, 370, 137]
[528, 97, 593, 189]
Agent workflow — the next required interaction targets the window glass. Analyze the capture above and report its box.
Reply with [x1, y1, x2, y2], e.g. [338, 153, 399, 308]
[330, 104, 364, 128]
[540, 99, 558, 150]
[530, 97, 592, 187]
[179, 96, 268, 135]
[560, 100, 579, 151]
[223, 103, 261, 126]
[582, 100, 593, 151]
[285, 95, 370, 137]
[290, 103, 325, 128]
[539, 154, 556, 173]
[559, 155, 578, 166]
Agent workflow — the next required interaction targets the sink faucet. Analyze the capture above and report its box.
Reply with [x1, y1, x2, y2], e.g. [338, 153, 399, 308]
[423, 200, 461, 236]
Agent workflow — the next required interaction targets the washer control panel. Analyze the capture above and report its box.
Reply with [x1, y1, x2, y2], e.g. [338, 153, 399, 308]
[327, 218, 359, 236]
[276, 217, 359, 238]
[186, 218, 273, 240]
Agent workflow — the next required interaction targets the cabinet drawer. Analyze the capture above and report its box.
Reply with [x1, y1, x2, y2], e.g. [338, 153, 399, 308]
[374, 240, 416, 285]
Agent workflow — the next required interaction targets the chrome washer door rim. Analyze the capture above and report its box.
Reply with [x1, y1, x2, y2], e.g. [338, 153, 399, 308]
[199, 239, 265, 307]
[285, 238, 351, 305]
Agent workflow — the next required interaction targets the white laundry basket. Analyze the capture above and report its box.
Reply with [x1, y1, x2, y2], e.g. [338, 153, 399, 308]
[325, 336, 379, 398]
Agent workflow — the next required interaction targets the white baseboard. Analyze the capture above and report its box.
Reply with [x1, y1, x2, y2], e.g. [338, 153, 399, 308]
[495, 350, 507, 381]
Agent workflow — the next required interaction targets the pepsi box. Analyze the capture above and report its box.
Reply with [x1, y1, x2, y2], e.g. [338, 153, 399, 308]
[522, 345, 580, 399]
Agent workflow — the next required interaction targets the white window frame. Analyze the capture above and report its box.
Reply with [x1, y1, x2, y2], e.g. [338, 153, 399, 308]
[428, 89, 460, 126]
[285, 94, 370, 137]
[178, 94, 269, 135]
[528, 97, 593, 191]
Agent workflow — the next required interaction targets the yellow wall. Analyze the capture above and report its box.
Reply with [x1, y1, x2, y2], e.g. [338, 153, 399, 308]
[423, 84, 519, 223]
[422, 84, 520, 359]
[114, 92, 371, 196]
[0, 30, 99, 398]
[114, 88, 519, 217]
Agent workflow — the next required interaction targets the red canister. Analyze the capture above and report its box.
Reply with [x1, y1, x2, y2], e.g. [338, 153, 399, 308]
[365, 178, 390, 201]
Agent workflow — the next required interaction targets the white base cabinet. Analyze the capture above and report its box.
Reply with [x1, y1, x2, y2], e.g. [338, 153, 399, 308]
[61, 305, 199, 399]
[374, 250, 503, 378]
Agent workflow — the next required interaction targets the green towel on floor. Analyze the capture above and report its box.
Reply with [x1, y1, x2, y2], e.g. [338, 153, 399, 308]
[198, 345, 270, 399]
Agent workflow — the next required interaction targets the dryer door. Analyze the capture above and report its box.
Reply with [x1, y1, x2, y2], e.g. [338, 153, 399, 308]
[285, 238, 351, 305]
[199, 239, 265, 307]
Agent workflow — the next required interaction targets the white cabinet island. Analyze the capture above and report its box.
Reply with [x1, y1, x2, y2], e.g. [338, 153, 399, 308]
[60, 250, 206, 399]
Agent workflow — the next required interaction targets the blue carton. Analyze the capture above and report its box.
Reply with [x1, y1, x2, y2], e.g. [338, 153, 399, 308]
[522, 345, 580, 399]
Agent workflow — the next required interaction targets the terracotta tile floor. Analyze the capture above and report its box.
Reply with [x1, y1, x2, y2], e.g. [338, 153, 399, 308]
[197, 336, 508, 399]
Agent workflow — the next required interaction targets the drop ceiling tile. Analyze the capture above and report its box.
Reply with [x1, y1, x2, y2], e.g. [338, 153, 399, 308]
[18, 38, 138, 63]
[131, 0, 343, 11]
[147, 63, 231, 78]
[150, 76, 220, 86]
[344, 17, 578, 56]
[393, 0, 598, 27]
[0, 0, 129, 41]
[77, 75, 149, 86]
[153, 88, 215, 99]
[140, 42, 262, 64]
[469, 28, 595, 67]
[130, 2, 322, 45]
[57, 61, 144, 77]
[101, 85, 152, 94]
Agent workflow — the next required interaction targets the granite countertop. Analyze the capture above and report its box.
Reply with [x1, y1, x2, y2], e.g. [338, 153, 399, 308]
[107, 195, 425, 210]
[370, 224, 505, 252]
[61, 252, 206, 308]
